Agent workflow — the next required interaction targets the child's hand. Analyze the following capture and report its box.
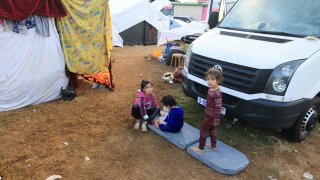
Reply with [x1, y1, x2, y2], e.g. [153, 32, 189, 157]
[153, 120, 160, 128]
[159, 119, 166, 125]
[160, 111, 166, 116]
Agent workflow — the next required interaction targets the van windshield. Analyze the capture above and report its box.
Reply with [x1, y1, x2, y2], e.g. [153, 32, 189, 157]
[219, 0, 320, 37]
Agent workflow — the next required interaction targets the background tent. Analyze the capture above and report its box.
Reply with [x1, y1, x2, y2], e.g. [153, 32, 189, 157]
[151, 0, 172, 10]
[0, 19, 68, 112]
[109, 0, 169, 47]
[157, 20, 207, 45]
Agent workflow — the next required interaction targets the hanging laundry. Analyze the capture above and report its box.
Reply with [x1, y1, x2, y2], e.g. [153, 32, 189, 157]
[83, 1, 114, 89]
[3, 15, 50, 36]
[0, 0, 66, 21]
[34, 16, 50, 37]
[105, 2, 113, 54]
[56, 0, 111, 74]
[3, 16, 36, 34]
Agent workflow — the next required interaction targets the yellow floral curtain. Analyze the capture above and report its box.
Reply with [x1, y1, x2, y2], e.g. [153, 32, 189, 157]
[56, 0, 112, 74]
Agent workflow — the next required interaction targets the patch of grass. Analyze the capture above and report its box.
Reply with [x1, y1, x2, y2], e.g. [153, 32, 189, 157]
[217, 118, 281, 147]
[177, 96, 204, 128]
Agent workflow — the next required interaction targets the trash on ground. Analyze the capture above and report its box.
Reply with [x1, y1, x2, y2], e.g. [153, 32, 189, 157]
[303, 172, 313, 179]
[289, 170, 294, 173]
[85, 156, 90, 161]
[45, 175, 62, 180]
[232, 118, 238, 124]
[268, 175, 277, 180]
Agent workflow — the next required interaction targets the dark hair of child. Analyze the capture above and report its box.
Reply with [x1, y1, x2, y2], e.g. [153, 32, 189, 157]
[205, 68, 224, 83]
[141, 80, 152, 91]
[161, 94, 177, 106]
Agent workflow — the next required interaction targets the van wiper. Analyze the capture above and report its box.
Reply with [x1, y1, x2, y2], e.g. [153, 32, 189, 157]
[218, 26, 307, 38]
[218, 26, 252, 32]
[253, 30, 305, 38]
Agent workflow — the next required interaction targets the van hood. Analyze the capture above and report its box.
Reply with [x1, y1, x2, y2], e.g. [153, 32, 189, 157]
[192, 28, 320, 69]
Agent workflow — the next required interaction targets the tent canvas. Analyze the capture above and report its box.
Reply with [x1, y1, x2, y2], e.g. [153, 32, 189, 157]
[109, 0, 169, 47]
[0, 19, 68, 112]
[151, 0, 172, 10]
[119, 21, 158, 45]
[158, 20, 207, 45]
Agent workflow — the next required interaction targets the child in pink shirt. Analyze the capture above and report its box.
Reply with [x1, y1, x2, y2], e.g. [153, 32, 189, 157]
[131, 80, 160, 132]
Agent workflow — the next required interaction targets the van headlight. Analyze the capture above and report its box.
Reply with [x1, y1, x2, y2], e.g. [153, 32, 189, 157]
[264, 60, 305, 96]
[184, 43, 194, 68]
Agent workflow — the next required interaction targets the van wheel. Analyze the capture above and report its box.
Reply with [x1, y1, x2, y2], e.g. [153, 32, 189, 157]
[281, 97, 320, 142]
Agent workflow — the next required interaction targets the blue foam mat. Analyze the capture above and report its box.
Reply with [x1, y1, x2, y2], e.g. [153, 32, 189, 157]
[187, 139, 249, 175]
[147, 123, 199, 149]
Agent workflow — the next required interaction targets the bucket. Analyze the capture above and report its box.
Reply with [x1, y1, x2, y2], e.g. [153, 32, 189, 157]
[153, 49, 162, 58]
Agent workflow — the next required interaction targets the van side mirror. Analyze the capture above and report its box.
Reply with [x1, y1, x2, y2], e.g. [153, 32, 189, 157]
[208, 11, 219, 29]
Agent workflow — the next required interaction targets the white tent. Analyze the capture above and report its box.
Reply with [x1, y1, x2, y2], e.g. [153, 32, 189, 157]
[151, 0, 172, 10]
[109, 0, 170, 47]
[0, 18, 68, 112]
[157, 20, 207, 45]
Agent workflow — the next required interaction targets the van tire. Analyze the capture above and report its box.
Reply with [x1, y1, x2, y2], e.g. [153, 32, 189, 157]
[281, 97, 320, 142]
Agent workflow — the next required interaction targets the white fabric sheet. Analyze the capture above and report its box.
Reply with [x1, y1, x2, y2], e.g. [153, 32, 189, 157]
[109, 0, 170, 47]
[0, 18, 68, 112]
[158, 21, 207, 45]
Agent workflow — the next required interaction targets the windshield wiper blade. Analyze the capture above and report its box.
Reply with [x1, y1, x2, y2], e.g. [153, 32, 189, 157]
[218, 27, 307, 38]
[250, 30, 305, 38]
[218, 26, 253, 32]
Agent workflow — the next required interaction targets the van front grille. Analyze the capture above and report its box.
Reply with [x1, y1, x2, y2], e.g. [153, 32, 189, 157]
[189, 53, 272, 94]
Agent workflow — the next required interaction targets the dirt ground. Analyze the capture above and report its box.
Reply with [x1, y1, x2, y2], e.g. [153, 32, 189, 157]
[0, 45, 319, 180]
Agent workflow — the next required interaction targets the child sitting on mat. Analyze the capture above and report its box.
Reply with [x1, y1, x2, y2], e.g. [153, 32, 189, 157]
[154, 94, 184, 133]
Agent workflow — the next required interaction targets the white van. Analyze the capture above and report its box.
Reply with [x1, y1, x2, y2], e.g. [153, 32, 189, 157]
[181, 0, 320, 142]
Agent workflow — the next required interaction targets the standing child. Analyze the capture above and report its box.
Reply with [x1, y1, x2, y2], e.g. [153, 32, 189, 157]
[192, 67, 223, 152]
[155, 94, 184, 133]
[131, 80, 160, 132]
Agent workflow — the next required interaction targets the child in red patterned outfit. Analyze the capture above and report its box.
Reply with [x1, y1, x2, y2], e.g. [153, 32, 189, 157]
[192, 67, 223, 152]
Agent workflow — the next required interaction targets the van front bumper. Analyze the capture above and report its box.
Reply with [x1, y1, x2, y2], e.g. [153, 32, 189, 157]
[182, 71, 312, 129]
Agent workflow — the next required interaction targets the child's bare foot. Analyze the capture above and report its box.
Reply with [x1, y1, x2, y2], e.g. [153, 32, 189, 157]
[134, 122, 140, 130]
[141, 123, 148, 132]
[206, 144, 217, 150]
[191, 146, 204, 153]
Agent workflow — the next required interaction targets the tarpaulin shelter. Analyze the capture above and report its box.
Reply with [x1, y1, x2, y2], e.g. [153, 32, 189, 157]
[0, 1, 68, 112]
[109, 0, 170, 46]
[0, 0, 113, 112]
